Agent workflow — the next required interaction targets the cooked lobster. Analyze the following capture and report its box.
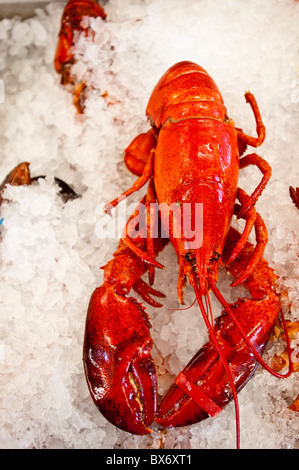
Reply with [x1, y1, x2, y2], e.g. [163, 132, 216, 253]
[83, 61, 293, 447]
[54, 0, 107, 113]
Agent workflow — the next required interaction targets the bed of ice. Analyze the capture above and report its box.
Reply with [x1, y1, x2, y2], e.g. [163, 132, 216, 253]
[0, 0, 298, 450]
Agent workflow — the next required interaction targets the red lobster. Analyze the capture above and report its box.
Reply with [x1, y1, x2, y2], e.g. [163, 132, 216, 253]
[83, 62, 292, 447]
[54, 0, 107, 113]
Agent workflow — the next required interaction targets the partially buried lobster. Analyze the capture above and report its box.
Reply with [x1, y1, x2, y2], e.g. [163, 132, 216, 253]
[83, 61, 293, 447]
[54, 0, 107, 113]
[0, 162, 78, 204]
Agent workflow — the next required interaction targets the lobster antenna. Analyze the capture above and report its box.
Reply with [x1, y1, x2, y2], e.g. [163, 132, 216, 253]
[189, 272, 241, 449]
[167, 297, 197, 311]
[210, 282, 293, 379]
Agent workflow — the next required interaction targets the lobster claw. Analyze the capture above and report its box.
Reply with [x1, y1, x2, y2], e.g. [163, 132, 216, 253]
[157, 342, 223, 427]
[156, 298, 270, 429]
[83, 283, 157, 434]
[156, 227, 282, 430]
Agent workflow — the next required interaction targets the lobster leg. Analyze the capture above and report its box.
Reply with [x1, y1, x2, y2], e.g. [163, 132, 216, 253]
[54, 0, 107, 113]
[133, 278, 165, 308]
[227, 188, 259, 265]
[121, 192, 164, 271]
[145, 176, 159, 285]
[289, 186, 299, 210]
[228, 188, 268, 286]
[84, 283, 157, 434]
[234, 91, 270, 218]
[105, 127, 159, 212]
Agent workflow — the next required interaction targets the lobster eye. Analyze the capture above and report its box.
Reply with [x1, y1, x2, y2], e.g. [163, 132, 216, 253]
[210, 251, 221, 261]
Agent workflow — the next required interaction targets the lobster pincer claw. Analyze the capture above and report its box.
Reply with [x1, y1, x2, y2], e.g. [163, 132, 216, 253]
[83, 283, 157, 434]
[156, 342, 223, 428]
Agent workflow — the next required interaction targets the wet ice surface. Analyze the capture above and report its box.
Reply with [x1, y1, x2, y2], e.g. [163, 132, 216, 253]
[0, 0, 298, 449]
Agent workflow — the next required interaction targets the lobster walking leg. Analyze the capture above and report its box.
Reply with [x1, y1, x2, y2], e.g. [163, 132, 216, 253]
[0, 162, 78, 204]
[156, 227, 283, 431]
[145, 177, 159, 285]
[234, 92, 270, 218]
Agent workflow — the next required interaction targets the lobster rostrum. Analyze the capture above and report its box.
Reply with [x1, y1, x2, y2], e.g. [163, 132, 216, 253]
[54, 0, 107, 113]
[84, 62, 293, 447]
